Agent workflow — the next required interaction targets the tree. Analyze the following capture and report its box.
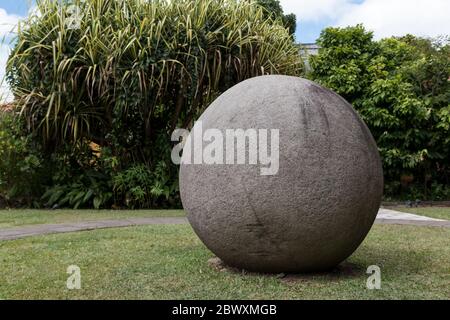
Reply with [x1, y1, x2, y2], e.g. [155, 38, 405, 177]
[5, 0, 303, 208]
[256, 0, 297, 36]
[310, 25, 450, 200]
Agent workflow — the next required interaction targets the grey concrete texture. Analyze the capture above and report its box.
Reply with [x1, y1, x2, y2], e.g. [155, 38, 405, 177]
[0, 217, 188, 241]
[180, 75, 384, 273]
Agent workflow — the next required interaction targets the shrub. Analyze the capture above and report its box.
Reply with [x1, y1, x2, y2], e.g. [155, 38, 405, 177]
[0, 111, 48, 207]
[7, 0, 302, 148]
[256, 0, 297, 35]
[41, 143, 113, 209]
[310, 26, 450, 200]
[5, 0, 302, 208]
[113, 162, 179, 209]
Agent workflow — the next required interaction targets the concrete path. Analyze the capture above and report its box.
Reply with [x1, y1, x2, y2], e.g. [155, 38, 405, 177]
[0, 209, 448, 241]
[376, 208, 450, 228]
[0, 217, 188, 241]
[378, 208, 446, 221]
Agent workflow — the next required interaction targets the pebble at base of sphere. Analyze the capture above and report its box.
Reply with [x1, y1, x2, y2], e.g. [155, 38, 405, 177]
[180, 75, 384, 273]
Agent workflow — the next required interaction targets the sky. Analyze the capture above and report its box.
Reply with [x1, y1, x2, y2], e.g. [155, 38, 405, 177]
[1, 0, 450, 101]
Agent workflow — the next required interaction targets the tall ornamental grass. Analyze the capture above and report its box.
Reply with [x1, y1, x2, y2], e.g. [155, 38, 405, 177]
[7, 0, 303, 150]
[3, 0, 302, 208]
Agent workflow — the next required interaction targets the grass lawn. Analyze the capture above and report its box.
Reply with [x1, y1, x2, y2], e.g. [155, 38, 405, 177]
[0, 209, 185, 228]
[0, 224, 449, 300]
[393, 207, 450, 221]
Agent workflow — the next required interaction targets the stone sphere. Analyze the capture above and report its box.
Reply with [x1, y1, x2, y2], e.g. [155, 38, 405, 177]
[180, 75, 383, 273]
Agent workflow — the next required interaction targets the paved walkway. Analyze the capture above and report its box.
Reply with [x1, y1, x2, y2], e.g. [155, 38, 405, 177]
[377, 208, 449, 227]
[0, 217, 188, 241]
[0, 210, 448, 241]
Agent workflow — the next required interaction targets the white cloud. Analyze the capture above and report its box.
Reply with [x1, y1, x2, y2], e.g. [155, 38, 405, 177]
[0, 8, 21, 37]
[280, 0, 358, 22]
[0, 44, 13, 103]
[336, 0, 450, 39]
[0, 7, 23, 103]
[280, 0, 450, 39]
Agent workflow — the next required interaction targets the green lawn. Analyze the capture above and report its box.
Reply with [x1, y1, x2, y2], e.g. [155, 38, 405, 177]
[393, 207, 450, 220]
[0, 209, 185, 228]
[0, 224, 449, 300]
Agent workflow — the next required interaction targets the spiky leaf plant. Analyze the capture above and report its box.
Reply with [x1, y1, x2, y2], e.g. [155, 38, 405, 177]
[5, 0, 302, 208]
[7, 0, 302, 150]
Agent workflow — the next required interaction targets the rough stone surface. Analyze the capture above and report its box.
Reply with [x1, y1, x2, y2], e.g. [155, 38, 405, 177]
[180, 75, 384, 273]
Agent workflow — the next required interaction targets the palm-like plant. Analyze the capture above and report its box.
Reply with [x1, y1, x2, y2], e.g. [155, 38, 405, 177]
[7, 0, 303, 152]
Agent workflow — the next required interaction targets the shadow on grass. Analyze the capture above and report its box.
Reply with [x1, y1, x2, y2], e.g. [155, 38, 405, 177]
[207, 242, 431, 283]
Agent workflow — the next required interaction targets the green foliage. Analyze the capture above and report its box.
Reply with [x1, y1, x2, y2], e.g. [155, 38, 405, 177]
[310, 25, 450, 200]
[0, 111, 48, 207]
[113, 162, 179, 209]
[41, 143, 113, 209]
[282, 13, 297, 37]
[256, 0, 297, 36]
[310, 25, 379, 98]
[4, 0, 302, 209]
[7, 0, 302, 149]
[39, 140, 180, 209]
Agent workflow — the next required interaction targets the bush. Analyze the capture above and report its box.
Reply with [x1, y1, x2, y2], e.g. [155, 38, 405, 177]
[256, 0, 297, 35]
[310, 26, 450, 200]
[41, 143, 113, 209]
[0, 111, 49, 207]
[6, 0, 302, 208]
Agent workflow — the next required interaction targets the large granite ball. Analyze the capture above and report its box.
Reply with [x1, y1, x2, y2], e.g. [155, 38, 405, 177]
[180, 75, 383, 273]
